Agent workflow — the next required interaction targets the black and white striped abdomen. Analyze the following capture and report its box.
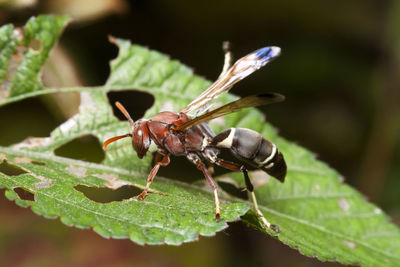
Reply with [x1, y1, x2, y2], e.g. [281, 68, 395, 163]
[211, 128, 286, 182]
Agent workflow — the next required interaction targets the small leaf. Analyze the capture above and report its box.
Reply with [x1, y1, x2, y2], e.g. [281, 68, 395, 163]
[0, 15, 69, 104]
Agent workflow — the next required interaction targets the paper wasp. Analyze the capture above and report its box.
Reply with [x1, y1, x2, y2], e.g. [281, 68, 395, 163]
[103, 43, 286, 233]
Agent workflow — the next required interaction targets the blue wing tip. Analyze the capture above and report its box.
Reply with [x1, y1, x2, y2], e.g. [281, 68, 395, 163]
[255, 46, 281, 62]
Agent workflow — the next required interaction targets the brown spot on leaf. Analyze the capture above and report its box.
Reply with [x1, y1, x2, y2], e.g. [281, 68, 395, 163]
[7, 42, 26, 81]
[92, 173, 128, 189]
[11, 28, 24, 42]
[59, 118, 77, 134]
[28, 173, 53, 189]
[342, 240, 356, 249]
[0, 28, 25, 100]
[13, 157, 46, 166]
[66, 166, 87, 178]
[13, 137, 52, 149]
[13, 187, 35, 201]
[93, 173, 119, 180]
[80, 91, 97, 110]
[374, 208, 382, 214]
[338, 198, 350, 211]
[34, 177, 53, 189]
[91, 173, 168, 196]
[0, 82, 9, 100]
[14, 157, 32, 164]
[28, 38, 42, 52]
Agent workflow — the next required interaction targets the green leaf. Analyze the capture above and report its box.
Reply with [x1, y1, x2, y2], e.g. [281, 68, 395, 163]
[218, 143, 400, 266]
[1, 15, 400, 266]
[0, 15, 69, 103]
[0, 147, 247, 245]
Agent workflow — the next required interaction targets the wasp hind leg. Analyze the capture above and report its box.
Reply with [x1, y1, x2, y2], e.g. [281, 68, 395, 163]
[214, 158, 280, 234]
[242, 169, 280, 234]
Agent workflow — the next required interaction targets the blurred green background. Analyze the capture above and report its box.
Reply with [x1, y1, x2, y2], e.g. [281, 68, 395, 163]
[0, 0, 399, 266]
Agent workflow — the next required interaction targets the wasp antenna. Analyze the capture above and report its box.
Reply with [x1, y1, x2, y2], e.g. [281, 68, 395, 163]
[115, 101, 134, 130]
[102, 134, 132, 150]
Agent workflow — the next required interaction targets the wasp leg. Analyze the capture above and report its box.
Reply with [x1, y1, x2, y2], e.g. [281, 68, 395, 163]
[188, 153, 221, 220]
[205, 160, 215, 175]
[137, 154, 170, 200]
[214, 158, 280, 234]
[197, 161, 221, 220]
[218, 41, 233, 78]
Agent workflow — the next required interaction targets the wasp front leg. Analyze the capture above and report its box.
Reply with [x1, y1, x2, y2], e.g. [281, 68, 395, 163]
[137, 154, 170, 200]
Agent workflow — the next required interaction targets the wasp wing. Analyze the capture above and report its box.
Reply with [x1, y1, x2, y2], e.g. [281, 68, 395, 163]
[175, 93, 285, 131]
[180, 46, 281, 114]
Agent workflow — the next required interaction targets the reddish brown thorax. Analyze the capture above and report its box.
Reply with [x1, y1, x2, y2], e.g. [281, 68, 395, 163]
[132, 111, 196, 158]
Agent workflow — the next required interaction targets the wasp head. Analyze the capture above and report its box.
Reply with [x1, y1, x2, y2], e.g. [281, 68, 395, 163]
[102, 102, 150, 159]
[131, 120, 151, 159]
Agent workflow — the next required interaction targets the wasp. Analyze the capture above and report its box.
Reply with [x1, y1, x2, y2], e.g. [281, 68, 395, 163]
[103, 43, 286, 233]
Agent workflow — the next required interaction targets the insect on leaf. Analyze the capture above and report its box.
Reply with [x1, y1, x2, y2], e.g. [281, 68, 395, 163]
[0, 15, 399, 266]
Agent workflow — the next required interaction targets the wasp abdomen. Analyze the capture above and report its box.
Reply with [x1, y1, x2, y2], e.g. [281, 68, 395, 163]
[211, 128, 286, 182]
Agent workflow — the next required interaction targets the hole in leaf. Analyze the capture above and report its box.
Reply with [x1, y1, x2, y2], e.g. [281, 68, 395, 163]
[74, 184, 142, 203]
[156, 148, 248, 184]
[32, 160, 46, 166]
[218, 181, 248, 200]
[0, 162, 27, 176]
[28, 38, 42, 52]
[54, 135, 105, 163]
[157, 155, 204, 183]
[107, 90, 154, 121]
[13, 187, 35, 201]
[0, 97, 59, 146]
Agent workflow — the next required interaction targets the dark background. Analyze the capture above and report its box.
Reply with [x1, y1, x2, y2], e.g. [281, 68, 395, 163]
[0, 0, 399, 266]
